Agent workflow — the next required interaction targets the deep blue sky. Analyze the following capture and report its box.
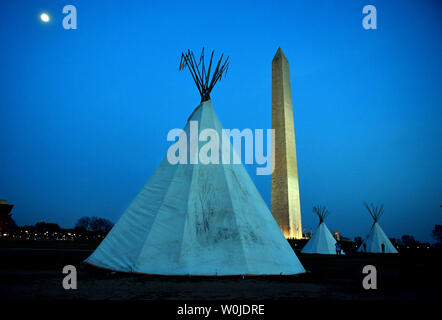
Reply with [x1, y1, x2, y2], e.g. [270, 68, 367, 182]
[0, 0, 441, 242]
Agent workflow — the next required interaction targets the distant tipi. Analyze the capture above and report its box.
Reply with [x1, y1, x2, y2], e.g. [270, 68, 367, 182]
[358, 203, 398, 254]
[301, 206, 337, 254]
[85, 49, 305, 275]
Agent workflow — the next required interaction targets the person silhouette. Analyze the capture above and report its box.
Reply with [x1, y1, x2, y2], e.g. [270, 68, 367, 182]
[381, 243, 385, 253]
[363, 243, 367, 252]
[335, 242, 341, 255]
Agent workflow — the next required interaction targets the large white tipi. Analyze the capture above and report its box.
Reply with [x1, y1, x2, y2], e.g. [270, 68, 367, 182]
[301, 206, 337, 254]
[85, 49, 305, 275]
[358, 203, 398, 254]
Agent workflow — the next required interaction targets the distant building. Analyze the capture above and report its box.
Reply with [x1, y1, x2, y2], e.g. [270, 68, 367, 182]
[0, 200, 14, 234]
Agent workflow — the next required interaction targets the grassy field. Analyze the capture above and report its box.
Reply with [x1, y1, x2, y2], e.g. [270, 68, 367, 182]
[0, 241, 440, 300]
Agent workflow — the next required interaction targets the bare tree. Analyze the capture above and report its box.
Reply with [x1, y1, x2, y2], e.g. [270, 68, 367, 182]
[75, 216, 91, 231]
[431, 225, 442, 243]
[89, 217, 113, 233]
[75, 216, 113, 233]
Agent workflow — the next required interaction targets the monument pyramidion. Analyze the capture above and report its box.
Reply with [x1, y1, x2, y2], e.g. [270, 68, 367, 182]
[85, 49, 305, 275]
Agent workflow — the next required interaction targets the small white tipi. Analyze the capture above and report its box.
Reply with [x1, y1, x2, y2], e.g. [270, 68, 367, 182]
[85, 49, 305, 275]
[301, 206, 337, 254]
[358, 203, 398, 254]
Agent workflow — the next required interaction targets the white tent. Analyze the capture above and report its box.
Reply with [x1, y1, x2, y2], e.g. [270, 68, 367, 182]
[85, 49, 305, 275]
[301, 206, 337, 254]
[358, 203, 398, 254]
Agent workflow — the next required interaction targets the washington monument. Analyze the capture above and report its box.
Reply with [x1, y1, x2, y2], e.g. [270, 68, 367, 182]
[271, 47, 303, 239]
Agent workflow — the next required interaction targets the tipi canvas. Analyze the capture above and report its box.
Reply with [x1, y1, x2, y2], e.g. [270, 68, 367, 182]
[301, 206, 337, 254]
[85, 49, 305, 275]
[358, 203, 398, 254]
